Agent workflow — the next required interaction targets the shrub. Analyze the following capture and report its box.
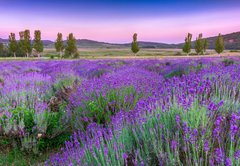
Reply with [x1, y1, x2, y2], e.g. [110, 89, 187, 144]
[72, 86, 142, 129]
[0, 105, 70, 153]
[222, 59, 234, 66]
[164, 66, 186, 78]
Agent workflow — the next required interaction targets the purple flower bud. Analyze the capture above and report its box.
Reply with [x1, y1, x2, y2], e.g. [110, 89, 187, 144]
[122, 152, 128, 160]
[214, 148, 225, 164]
[204, 140, 210, 152]
[225, 158, 232, 166]
[234, 150, 240, 160]
[171, 140, 178, 151]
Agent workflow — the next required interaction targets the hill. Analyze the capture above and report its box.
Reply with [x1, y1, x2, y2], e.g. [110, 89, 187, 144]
[0, 31, 240, 49]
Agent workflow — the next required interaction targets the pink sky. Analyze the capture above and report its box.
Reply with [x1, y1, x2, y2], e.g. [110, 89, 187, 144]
[0, 8, 240, 43]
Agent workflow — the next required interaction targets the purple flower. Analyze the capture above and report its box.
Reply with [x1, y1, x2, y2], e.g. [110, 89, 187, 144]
[175, 115, 181, 124]
[230, 113, 239, 141]
[204, 140, 210, 152]
[171, 140, 178, 151]
[234, 150, 240, 160]
[122, 152, 128, 160]
[214, 148, 225, 164]
[225, 158, 232, 166]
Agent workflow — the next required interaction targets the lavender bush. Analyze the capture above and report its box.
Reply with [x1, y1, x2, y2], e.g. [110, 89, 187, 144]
[0, 57, 239, 165]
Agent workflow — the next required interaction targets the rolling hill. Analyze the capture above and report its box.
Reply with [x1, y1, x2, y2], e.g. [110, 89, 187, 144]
[0, 31, 239, 49]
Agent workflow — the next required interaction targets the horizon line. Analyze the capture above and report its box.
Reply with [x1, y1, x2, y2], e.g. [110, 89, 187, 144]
[0, 30, 239, 45]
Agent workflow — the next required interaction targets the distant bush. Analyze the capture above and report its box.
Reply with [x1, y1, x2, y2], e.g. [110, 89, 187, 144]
[174, 51, 182, 56]
[189, 52, 198, 56]
[229, 50, 240, 52]
[164, 66, 186, 78]
[165, 62, 171, 66]
[222, 59, 234, 66]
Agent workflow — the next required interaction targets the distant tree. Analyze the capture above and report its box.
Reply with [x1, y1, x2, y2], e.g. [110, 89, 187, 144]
[18, 31, 25, 57]
[22, 30, 32, 57]
[195, 33, 203, 55]
[65, 33, 77, 58]
[55, 33, 65, 58]
[131, 33, 140, 56]
[8, 33, 18, 58]
[33, 30, 43, 58]
[182, 33, 192, 56]
[203, 39, 209, 55]
[0, 43, 4, 56]
[0, 43, 8, 57]
[215, 33, 224, 55]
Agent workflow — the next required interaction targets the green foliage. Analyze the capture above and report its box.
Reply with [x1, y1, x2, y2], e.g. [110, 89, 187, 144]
[8, 33, 18, 57]
[203, 39, 208, 54]
[0, 43, 5, 56]
[74, 86, 142, 128]
[222, 59, 234, 66]
[215, 33, 224, 54]
[64, 33, 78, 58]
[19, 30, 32, 57]
[164, 66, 186, 78]
[182, 33, 192, 55]
[131, 33, 140, 55]
[0, 104, 70, 153]
[0, 43, 3, 52]
[55, 33, 64, 58]
[229, 50, 240, 52]
[194, 33, 203, 55]
[33, 30, 43, 57]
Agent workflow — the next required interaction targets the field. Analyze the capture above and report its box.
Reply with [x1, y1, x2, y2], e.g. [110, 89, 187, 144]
[0, 56, 240, 165]
[42, 48, 240, 59]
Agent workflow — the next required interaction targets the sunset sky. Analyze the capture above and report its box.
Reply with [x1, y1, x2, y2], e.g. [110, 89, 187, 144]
[0, 0, 240, 43]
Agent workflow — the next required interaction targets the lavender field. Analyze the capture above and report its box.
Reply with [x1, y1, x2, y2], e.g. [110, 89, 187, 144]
[0, 57, 240, 165]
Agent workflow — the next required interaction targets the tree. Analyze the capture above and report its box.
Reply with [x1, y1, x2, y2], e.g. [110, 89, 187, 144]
[65, 33, 77, 58]
[33, 30, 43, 58]
[0, 43, 4, 56]
[215, 33, 224, 55]
[182, 33, 192, 56]
[203, 39, 209, 55]
[131, 33, 140, 56]
[194, 33, 203, 55]
[22, 30, 32, 57]
[8, 33, 18, 58]
[18, 31, 25, 57]
[55, 33, 64, 58]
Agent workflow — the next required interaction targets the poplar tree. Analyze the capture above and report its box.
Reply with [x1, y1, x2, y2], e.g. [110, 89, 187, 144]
[22, 30, 32, 57]
[195, 33, 203, 55]
[18, 31, 25, 56]
[215, 33, 224, 55]
[8, 33, 18, 58]
[65, 33, 77, 58]
[203, 39, 209, 55]
[33, 30, 43, 58]
[55, 33, 64, 58]
[0, 43, 4, 56]
[182, 33, 192, 56]
[131, 33, 140, 56]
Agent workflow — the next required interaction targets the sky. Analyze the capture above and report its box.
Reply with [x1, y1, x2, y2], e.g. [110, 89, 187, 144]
[0, 0, 240, 43]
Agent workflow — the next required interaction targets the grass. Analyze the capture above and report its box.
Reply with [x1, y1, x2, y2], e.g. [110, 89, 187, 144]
[0, 148, 50, 166]
[0, 48, 239, 61]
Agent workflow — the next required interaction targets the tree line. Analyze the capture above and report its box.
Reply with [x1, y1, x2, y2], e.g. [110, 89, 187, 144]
[182, 33, 225, 56]
[0, 31, 226, 58]
[0, 30, 78, 58]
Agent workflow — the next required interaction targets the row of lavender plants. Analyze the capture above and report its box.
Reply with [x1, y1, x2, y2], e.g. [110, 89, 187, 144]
[47, 58, 240, 166]
[0, 57, 239, 165]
